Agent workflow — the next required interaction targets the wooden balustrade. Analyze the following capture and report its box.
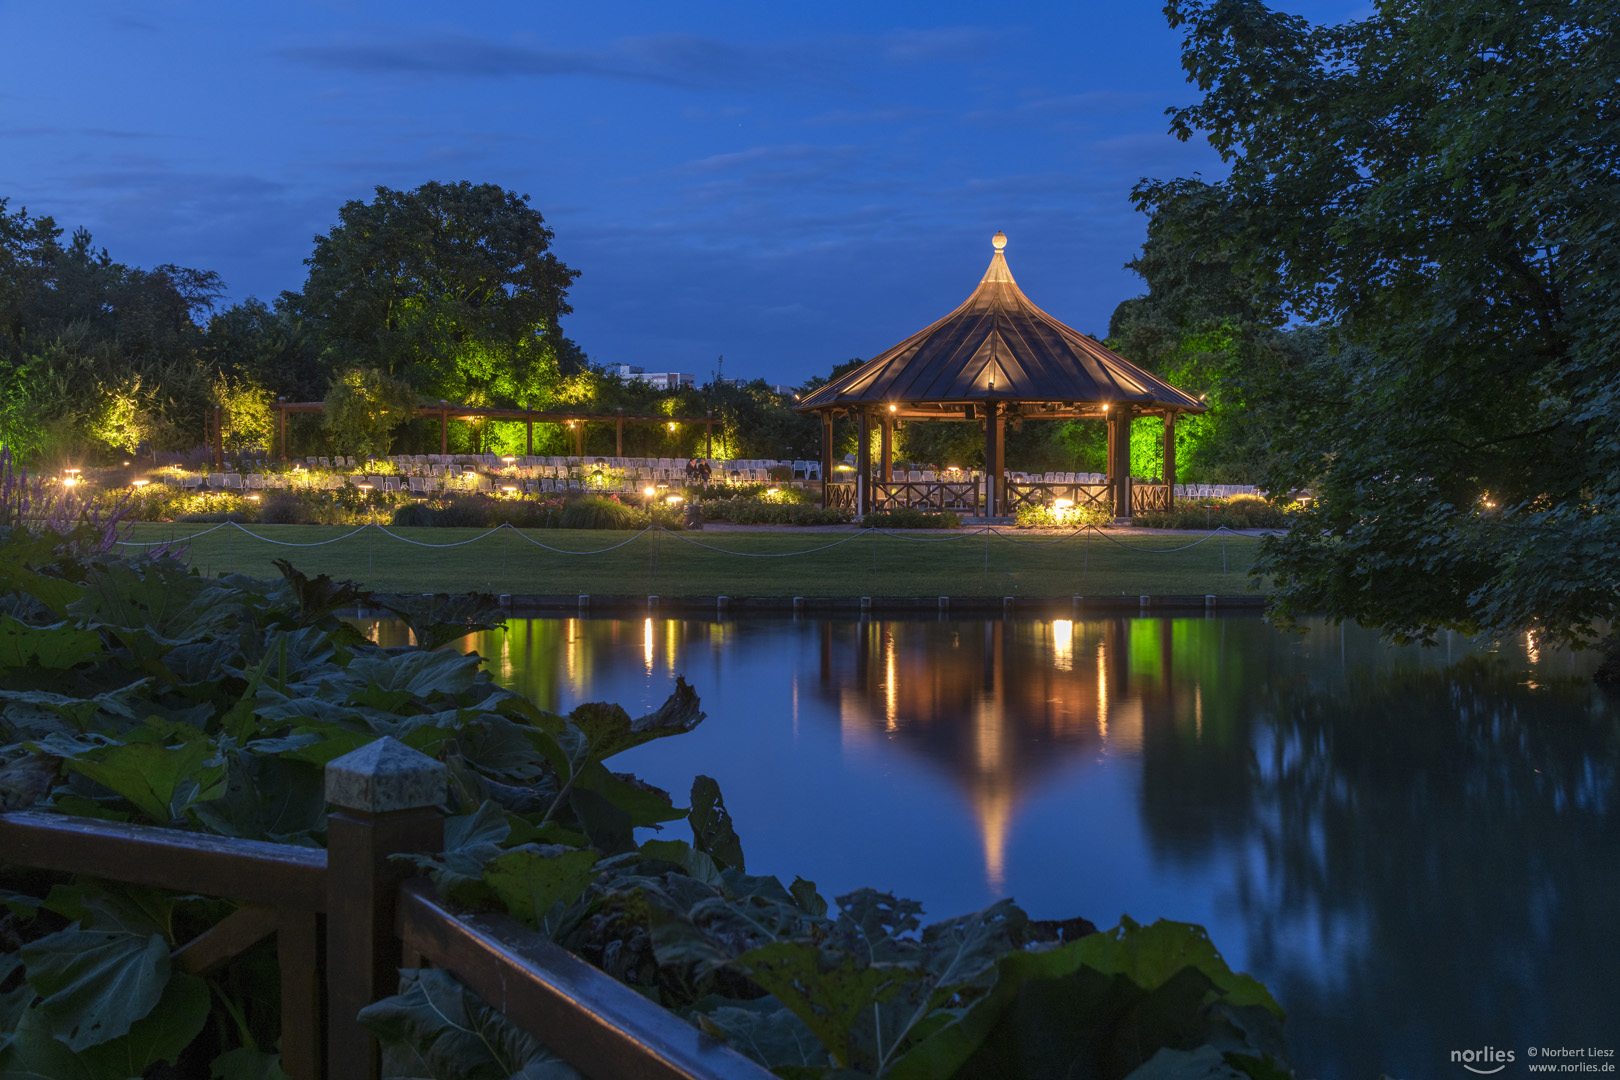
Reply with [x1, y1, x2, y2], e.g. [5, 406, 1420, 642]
[0, 737, 772, 1080]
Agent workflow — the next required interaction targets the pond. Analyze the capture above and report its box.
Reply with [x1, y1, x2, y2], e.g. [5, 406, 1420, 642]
[357, 611, 1619, 1079]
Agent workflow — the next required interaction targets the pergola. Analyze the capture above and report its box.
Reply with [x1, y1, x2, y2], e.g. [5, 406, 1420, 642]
[266, 401, 717, 462]
[794, 233, 1206, 519]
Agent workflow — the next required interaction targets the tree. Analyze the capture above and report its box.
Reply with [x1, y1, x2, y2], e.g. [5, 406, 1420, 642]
[322, 367, 416, 458]
[1147, 0, 1620, 664]
[285, 181, 579, 406]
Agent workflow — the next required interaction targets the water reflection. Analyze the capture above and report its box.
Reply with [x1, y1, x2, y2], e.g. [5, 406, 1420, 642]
[349, 611, 1618, 1079]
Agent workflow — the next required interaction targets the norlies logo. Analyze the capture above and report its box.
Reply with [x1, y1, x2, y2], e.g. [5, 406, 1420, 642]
[1453, 1047, 1517, 1074]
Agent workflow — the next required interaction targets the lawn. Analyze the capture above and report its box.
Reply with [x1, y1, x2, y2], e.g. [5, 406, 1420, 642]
[119, 523, 1268, 598]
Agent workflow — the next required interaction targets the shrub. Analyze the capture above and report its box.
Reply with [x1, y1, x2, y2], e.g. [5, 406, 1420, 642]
[1133, 494, 1295, 530]
[861, 508, 962, 529]
[559, 494, 641, 530]
[1013, 501, 1112, 529]
[699, 497, 851, 526]
[390, 501, 437, 527]
[431, 493, 492, 528]
[257, 491, 310, 524]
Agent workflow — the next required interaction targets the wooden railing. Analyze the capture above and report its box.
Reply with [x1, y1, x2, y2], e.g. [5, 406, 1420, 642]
[831, 478, 1177, 517]
[0, 738, 773, 1080]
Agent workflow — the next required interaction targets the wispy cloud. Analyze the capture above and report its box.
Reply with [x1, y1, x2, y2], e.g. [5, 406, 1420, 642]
[274, 26, 1009, 94]
[0, 127, 169, 140]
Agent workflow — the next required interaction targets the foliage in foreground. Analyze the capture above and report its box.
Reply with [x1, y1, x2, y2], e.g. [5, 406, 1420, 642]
[860, 508, 962, 530]
[700, 497, 852, 527]
[0, 525, 1295, 1079]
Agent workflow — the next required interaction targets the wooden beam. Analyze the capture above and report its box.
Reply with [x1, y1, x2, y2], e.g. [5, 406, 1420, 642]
[1162, 412, 1176, 489]
[173, 904, 278, 977]
[1111, 404, 1134, 519]
[984, 402, 1004, 517]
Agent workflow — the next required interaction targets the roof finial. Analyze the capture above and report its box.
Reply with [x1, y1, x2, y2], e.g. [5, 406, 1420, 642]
[992, 231, 1007, 251]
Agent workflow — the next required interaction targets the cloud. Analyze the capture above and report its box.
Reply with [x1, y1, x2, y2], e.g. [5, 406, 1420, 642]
[274, 26, 1009, 95]
[0, 127, 168, 140]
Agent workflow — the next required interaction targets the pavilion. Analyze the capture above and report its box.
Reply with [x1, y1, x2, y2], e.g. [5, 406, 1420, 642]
[794, 233, 1206, 519]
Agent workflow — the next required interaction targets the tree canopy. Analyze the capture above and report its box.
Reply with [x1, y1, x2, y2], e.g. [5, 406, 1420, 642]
[284, 181, 580, 407]
[1145, 0, 1620, 652]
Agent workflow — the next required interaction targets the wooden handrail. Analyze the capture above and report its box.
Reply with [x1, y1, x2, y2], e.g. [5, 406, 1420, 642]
[0, 810, 328, 910]
[398, 880, 776, 1080]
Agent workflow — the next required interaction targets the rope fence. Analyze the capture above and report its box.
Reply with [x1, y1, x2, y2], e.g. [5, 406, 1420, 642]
[112, 520, 1245, 556]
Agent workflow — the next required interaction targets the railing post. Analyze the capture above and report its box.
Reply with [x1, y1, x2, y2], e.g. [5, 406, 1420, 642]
[324, 737, 446, 1080]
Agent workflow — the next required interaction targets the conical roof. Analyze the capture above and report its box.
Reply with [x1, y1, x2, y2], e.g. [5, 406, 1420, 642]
[796, 233, 1204, 415]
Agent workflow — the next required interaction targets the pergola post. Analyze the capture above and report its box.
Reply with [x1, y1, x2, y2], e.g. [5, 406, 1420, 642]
[525, 409, 533, 457]
[439, 401, 448, 455]
[615, 409, 624, 457]
[573, 421, 585, 457]
[1105, 410, 1116, 480]
[983, 402, 1004, 517]
[856, 410, 872, 516]
[820, 413, 834, 508]
[1111, 404, 1134, 520]
[1162, 412, 1176, 496]
[880, 412, 894, 486]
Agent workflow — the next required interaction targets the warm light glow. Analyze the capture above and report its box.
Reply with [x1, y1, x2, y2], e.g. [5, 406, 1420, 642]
[889, 403, 897, 412]
[1052, 619, 1073, 670]
[501, 486, 517, 493]
[1053, 498, 1073, 509]
[247, 494, 261, 501]
[358, 483, 373, 491]
[665, 494, 683, 503]
[502, 456, 515, 464]
[644, 617, 655, 672]
[1102, 403, 1110, 412]
[131, 479, 150, 488]
[767, 487, 779, 495]
[644, 486, 657, 496]
[667, 422, 676, 431]
[61, 476, 78, 488]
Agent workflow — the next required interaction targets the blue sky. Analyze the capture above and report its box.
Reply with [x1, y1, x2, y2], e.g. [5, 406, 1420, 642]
[0, 1, 1363, 386]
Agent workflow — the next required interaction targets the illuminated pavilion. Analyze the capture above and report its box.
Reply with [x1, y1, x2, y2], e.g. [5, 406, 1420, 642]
[795, 232, 1206, 520]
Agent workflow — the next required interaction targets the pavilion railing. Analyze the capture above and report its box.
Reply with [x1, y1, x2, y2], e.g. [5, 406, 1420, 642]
[872, 480, 983, 513]
[834, 478, 1180, 517]
[825, 482, 858, 511]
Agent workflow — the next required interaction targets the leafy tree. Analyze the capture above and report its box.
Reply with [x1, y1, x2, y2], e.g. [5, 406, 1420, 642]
[285, 181, 579, 406]
[1148, 0, 1620, 663]
[200, 298, 325, 403]
[322, 367, 417, 458]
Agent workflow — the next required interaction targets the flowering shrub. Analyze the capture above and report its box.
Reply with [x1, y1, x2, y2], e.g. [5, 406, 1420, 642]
[699, 497, 851, 526]
[1013, 500, 1112, 529]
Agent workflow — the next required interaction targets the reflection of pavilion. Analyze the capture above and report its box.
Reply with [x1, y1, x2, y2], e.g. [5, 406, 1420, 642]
[814, 617, 1178, 891]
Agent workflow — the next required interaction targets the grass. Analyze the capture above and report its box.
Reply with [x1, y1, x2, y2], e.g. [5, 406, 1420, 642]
[120, 523, 1268, 598]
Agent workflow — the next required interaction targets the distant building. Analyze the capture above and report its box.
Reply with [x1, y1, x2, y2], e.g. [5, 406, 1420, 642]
[770, 384, 795, 396]
[613, 365, 694, 391]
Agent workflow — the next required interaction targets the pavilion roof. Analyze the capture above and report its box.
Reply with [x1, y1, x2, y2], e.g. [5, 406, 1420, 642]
[795, 234, 1205, 416]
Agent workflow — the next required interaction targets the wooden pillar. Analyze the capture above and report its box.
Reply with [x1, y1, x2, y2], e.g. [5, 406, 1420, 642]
[1162, 412, 1177, 494]
[439, 401, 448, 455]
[820, 413, 834, 508]
[1105, 409, 1116, 480]
[573, 421, 585, 457]
[1111, 404, 1134, 520]
[525, 410, 533, 456]
[615, 409, 624, 457]
[324, 738, 446, 1080]
[856, 410, 872, 515]
[880, 412, 894, 483]
[983, 401, 1004, 517]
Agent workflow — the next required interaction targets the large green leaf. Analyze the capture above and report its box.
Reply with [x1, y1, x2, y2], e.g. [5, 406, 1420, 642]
[688, 775, 745, 872]
[484, 847, 601, 934]
[20, 928, 170, 1050]
[732, 940, 923, 1071]
[696, 1001, 830, 1073]
[344, 649, 482, 704]
[0, 615, 101, 670]
[358, 968, 583, 1080]
[545, 678, 704, 765]
[887, 920, 1288, 1080]
[4, 972, 207, 1079]
[60, 734, 222, 822]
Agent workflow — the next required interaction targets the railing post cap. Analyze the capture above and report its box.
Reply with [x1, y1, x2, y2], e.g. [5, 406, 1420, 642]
[325, 736, 446, 813]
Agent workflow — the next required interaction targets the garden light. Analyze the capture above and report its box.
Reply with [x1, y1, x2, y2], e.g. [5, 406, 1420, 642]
[501, 486, 517, 494]
[665, 494, 683, 503]
[644, 486, 656, 496]
[61, 476, 78, 488]
[131, 479, 150, 488]
[1054, 498, 1073, 508]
